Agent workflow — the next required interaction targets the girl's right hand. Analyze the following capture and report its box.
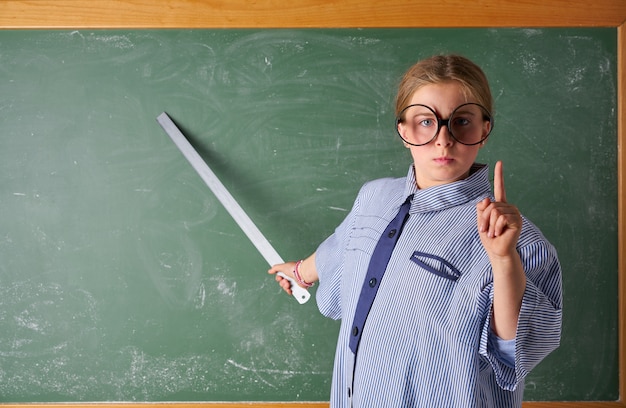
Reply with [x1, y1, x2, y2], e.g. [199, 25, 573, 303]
[268, 262, 298, 295]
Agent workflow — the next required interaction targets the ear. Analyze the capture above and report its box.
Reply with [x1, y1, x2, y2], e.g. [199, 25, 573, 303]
[397, 122, 411, 148]
[483, 120, 492, 137]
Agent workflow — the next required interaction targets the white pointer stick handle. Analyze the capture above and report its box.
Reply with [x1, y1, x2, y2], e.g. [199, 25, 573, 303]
[156, 112, 311, 304]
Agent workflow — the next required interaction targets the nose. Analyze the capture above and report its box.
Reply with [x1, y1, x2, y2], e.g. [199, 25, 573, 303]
[435, 122, 454, 147]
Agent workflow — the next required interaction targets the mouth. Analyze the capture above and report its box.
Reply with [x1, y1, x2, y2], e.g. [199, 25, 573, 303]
[434, 156, 454, 164]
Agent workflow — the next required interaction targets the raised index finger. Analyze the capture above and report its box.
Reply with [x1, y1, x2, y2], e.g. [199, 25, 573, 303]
[494, 160, 507, 203]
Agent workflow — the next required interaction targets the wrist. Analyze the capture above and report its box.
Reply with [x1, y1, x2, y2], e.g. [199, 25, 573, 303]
[488, 249, 522, 269]
[293, 260, 314, 288]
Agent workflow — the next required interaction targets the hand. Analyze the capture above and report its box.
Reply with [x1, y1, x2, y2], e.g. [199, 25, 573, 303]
[268, 262, 298, 296]
[476, 161, 523, 259]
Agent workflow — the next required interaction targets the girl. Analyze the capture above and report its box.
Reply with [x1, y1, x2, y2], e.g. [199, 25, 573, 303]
[269, 54, 562, 407]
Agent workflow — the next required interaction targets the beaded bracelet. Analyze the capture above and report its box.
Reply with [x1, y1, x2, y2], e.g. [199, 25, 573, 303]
[293, 259, 314, 288]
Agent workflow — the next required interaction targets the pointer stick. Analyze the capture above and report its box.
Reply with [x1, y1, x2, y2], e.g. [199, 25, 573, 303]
[156, 112, 311, 304]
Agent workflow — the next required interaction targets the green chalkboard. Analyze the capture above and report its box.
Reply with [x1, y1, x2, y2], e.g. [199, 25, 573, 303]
[0, 29, 618, 402]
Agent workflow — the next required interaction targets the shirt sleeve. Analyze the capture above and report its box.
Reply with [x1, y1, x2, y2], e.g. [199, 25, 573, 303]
[314, 188, 362, 320]
[489, 331, 516, 368]
[315, 227, 346, 320]
[480, 239, 563, 391]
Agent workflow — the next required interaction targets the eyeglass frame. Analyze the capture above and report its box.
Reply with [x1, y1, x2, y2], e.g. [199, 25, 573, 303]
[395, 102, 494, 146]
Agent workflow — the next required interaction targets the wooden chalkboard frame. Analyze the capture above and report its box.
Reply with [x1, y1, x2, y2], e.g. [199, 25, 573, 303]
[0, 1, 624, 407]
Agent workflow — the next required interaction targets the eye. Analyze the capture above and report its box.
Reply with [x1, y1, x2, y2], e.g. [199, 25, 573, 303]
[419, 118, 436, 127]
[453, 117, 471, 127]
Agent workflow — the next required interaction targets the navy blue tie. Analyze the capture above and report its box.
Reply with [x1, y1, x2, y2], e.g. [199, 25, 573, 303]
[349, 194, 414, 354]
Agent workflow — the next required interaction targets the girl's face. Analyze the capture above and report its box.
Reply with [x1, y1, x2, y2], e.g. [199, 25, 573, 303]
[397, 81, 489, 189]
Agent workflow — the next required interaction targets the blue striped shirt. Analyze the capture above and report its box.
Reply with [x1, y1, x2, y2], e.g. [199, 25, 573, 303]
[315, 164, 562, 407]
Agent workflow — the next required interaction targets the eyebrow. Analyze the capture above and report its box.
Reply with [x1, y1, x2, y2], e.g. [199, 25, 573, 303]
[453, 107, 477, 115]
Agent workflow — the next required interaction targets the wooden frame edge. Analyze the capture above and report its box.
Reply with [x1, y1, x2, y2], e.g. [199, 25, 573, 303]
[0, 1, 624, 407]
[617, 21, 626, 407]
[0, 0, 625, 28]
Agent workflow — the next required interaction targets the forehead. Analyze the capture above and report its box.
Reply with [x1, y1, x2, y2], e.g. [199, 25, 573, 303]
[408, 82, 473, 112]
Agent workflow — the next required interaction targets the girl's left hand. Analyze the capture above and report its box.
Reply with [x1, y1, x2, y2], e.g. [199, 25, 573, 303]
[476, 161, 523, 259]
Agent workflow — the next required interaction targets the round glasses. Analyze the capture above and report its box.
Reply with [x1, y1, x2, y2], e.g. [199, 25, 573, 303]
[395, 103, 494, 146]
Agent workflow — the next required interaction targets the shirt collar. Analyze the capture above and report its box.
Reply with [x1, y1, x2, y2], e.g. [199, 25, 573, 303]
[403, 163, 491, 213]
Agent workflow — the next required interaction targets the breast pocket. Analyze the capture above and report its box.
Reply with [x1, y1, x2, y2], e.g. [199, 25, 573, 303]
[410, 251, 462, 281]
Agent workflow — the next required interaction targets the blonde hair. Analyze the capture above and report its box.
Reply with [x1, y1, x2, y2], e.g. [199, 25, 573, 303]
[395, 54, 494, 117]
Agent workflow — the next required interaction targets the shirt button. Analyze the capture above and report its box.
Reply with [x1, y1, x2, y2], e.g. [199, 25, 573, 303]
[388, 229, 397, 238]
[352, 326, 359, 336]
[369, 278, 377, 287]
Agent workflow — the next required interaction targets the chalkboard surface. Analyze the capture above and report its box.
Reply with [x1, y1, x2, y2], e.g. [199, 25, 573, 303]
[0, 29, 618, 402]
